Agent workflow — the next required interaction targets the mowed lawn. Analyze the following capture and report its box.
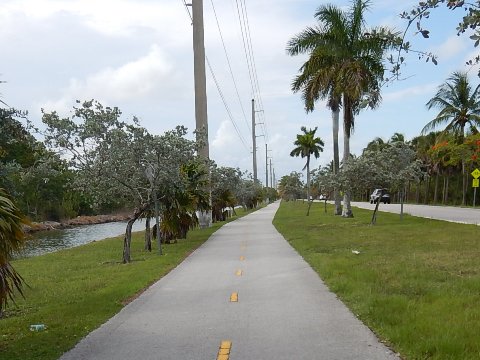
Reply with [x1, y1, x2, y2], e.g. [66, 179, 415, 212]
[0, 209, 251, 360]
[273, 201, 480, 360]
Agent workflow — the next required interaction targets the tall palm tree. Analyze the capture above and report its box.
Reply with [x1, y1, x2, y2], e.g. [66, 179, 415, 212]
[290, 126, 324, 215]
[0, 188, 27, 316]
[287, 0, 398, 218]
[423, 71, 480, 205]
[287, 5, 344, 215]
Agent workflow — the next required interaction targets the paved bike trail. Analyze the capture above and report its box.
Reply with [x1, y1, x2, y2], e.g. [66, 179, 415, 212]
[60, 202, 399, 360]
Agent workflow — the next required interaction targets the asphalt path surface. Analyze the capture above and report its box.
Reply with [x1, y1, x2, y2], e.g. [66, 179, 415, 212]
[60, 202, 399, 360]
[350, 201, 480, 225]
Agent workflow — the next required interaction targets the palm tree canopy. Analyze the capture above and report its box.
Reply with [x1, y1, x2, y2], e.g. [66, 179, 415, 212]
[290, 126, 325, 170]
[0, 188, 27, 313]
[287, 0, 400, 132]
[423, 71, 480, 142]
[0, 189, 26, 264]
[389, 132, 405, 144]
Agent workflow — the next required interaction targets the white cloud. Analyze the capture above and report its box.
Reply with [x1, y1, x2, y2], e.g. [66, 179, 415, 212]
[211, 120, 253, 171]
[211, 120, 250, 153]
[40, 45, 174, 112]
[430, 35, 469, 62]
[383, 83, 437, 102]
[0, 0, 189, 41]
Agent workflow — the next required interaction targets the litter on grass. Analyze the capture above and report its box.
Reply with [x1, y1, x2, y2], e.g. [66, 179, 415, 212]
[30, 324, 46, 331]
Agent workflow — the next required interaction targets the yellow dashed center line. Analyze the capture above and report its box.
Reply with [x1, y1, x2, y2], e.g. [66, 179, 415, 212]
[217, 340, 232, 360]
[235, 269, 243, 276]
[230, 292, 238, 302]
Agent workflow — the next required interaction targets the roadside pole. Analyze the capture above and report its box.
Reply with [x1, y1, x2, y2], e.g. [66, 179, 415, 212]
[471, 168, 480, 208]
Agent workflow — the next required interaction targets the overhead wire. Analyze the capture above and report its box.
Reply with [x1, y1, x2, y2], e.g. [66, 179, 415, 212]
[206, 56, 250, 151]
[210, 0, 250, 134]
[232, 0, 273, 184]
[235, 0, 270, 143]
[179, 0, 273, 182]
[234, 0, 256, 98]
[180, 0, 192, 21]
[179, 0, 250, 154]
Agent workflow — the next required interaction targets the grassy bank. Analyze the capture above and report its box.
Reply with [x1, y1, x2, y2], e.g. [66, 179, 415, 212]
[1, 209, 251, 360]
[273, 201, 480, 360]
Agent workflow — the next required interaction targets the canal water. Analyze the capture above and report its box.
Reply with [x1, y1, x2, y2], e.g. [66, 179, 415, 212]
[18, 219, 149, 258]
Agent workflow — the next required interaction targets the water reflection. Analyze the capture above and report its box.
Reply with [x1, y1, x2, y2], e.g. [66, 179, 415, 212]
[18, 220, 149, 258]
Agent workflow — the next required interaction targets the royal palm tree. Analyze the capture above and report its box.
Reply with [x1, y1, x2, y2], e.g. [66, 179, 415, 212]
[287, 5, 344, 215]
[0, 188, 26, 316]
[290, 126, 324, 215]
[423, 71, 480, 205]
[287, 0, 398, 217]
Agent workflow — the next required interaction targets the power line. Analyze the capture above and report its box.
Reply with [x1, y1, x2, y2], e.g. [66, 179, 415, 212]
[179, 0, 250, 155]
[180, 0, 192, 21]
[240, 0, 261, 101]
[210, 0, 250, 134]
[235, 0, 270, 143]
[242, 0, 269, 143]
[206, 56, 250, 152]
[234, 0, 256, 97]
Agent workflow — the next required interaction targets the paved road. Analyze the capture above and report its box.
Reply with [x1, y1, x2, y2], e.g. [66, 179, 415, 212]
[60, 202, 399, 360]
[351, 201, 480, 225]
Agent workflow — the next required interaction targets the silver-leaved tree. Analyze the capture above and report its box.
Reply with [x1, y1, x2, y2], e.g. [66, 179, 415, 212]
[40, 100, 208, 263]
[316, 141, 424, 224]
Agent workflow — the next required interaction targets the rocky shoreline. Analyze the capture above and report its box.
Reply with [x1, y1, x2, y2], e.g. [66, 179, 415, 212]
[23, 214, 132, 233]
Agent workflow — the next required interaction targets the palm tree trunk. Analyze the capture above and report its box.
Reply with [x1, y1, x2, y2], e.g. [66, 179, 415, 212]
[306, 158, 311, 202]
[415, 181, 421, 203]
[407, 180, 411, 203]
[342, 106, 353, 218]
[462, 159, 466, 206]
[442, 176, 446, 204]
[434, 174, 439, 204]
[332, 107, 342, 215]
[445, 175, 449, 204]
[424, 175, 430, 204]
[460, 126, 466, 206]
[306, 158, 311, 216]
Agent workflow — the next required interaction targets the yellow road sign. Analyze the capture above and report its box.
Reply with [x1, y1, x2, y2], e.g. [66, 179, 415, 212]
[472, 168, 480, 179]
[474, 179, 480, 188]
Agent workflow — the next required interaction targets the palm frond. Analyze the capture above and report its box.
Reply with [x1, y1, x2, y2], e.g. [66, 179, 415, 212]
[0, 188, 27, 314]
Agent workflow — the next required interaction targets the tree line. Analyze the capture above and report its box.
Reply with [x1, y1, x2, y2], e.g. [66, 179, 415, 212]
[280, 129, 480, 208]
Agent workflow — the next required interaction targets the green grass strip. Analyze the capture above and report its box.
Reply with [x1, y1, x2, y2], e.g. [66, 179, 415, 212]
[1, 209, 252, 360]
[273, 201, 480, 360]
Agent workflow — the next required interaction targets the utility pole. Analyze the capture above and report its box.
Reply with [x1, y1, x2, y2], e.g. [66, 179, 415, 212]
[251, 99, 257, 183]
[265, 144, 268, 187]
[273, 168, 276, 189]
[192, 0, 211, 227]
[269, 158, 273, 188]
[192, 0, 209, 159]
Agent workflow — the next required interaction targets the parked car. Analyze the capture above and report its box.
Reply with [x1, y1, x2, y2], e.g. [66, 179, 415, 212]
[370, 188, 391, 204]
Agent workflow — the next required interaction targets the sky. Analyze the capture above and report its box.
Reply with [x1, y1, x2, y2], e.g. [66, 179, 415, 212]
[1, 0, 478, 185]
